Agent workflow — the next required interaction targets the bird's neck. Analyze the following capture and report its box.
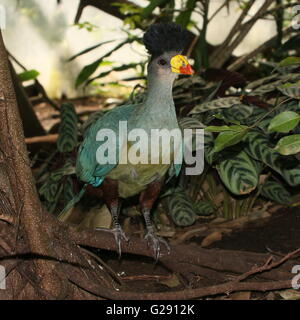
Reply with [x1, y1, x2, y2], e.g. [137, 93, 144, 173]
[143, 73, 175, 113]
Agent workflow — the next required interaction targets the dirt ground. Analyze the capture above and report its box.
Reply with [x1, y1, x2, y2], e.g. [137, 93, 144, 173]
[210, 208, 300, 254]
[94, 208, 300, 298]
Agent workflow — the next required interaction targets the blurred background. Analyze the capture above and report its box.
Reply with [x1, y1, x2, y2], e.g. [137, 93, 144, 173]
[1, 0, 281, 99]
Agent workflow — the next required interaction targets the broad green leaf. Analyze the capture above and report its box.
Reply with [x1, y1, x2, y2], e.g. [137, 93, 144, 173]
[214, 129, 248, 153]
[268, 111, 300, 133]
[205, 125, 231, 132]
[275, 134, 300, 155]
[217, 151, 260, 195]
[279, 57, 300, 67]
[261, 181, 291, 205]
[18, 69, 40, 82]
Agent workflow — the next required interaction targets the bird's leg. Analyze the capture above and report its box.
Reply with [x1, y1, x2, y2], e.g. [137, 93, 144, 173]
[108, 201, 129, 258]
[95, 178, 129, 258]
[140, 179, 170, 261]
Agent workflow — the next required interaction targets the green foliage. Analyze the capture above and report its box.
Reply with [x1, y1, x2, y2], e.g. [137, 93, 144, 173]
[275, 134, 300, 155]
[216, 150, 261, 195]
[268, 111, 300, 133]
[261, 180, 291, 205]
[18, 69, 40, 82]
[193, 201, 214, 216]
[39, 161, 75, 213]
[189, 97, 241, 114]
[278, 82, 300, 99]
[73, 37, 139, 87]
[175, 0, 197, 29]
[213, 126, 248, 152]
[168, 187, 197, 226]
[57, 103, 78, 153]
[73, 21, 98, 32]
[141, 0, 170, 18]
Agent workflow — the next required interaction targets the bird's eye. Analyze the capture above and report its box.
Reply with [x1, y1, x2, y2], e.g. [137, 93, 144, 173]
[158, 59, 167, 66]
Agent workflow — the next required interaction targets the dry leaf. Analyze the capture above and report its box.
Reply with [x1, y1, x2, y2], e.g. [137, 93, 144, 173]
[160, 273, 181, 288]
[278, 289, 300, 300]
[230, 291, 251, 300]
[79, 205, 112, 229]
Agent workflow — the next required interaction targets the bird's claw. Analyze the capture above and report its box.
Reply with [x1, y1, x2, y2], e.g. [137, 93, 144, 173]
[112, 226, 129, 258]
[96, 226, 129, 258]
[144, 230, 170, 261]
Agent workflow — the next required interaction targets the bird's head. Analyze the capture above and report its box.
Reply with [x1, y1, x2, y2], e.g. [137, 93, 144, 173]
[143, 23, 194, 80]
[149, 52, 194, 79]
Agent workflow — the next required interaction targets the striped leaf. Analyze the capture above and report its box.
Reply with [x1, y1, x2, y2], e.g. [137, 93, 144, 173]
[57, 103, 78, 153]
[220, 104, 253, 122]
[245, 74, 278, 90]
[249, 73, 300, 96]
[62, 176, 76, 204]
[278, 83, 300, 99]
[178, 117, 205, 129]
[217, 150, 261, 195]
[168, 188, 196, 226]
[188, 97, 241, 115]
[194, 201, 214, 216]
[244, 130, 300, 186]
[261, 180, 291, 205]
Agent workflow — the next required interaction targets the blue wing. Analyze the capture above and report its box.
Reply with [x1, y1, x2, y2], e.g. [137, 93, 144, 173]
[76, 104, 136, 187]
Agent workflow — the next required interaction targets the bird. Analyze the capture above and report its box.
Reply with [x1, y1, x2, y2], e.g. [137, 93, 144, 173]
[75, 23, 194, 260]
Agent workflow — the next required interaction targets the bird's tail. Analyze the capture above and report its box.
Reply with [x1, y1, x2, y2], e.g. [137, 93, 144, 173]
[57, 184, 88, 221]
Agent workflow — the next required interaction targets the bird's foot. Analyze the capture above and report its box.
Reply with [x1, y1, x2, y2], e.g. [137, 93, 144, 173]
[112, 226, 129, 258]
[96, 226, 129, 258]
[144, 229, 170, 261]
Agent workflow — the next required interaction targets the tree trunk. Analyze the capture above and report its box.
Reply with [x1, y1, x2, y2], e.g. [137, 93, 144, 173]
[9, 61, 45, 138]
[0, 30, 62, 298]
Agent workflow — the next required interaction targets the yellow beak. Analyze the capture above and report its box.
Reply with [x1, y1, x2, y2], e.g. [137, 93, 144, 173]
[170, 55, 194, 75]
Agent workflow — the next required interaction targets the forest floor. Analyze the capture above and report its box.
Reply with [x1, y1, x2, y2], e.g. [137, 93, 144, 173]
[32, 98, 300, 300]
[94, 207, 300, 300]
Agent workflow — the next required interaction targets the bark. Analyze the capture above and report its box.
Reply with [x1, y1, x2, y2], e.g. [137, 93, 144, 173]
[9, 62, 45, 138]
[0, 31, 62, 297]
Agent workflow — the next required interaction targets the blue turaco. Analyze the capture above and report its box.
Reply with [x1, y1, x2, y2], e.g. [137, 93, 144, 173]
[75, 23, 194, 259]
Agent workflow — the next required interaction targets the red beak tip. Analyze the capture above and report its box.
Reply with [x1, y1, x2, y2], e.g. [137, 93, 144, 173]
[179, 64, 194, 75]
